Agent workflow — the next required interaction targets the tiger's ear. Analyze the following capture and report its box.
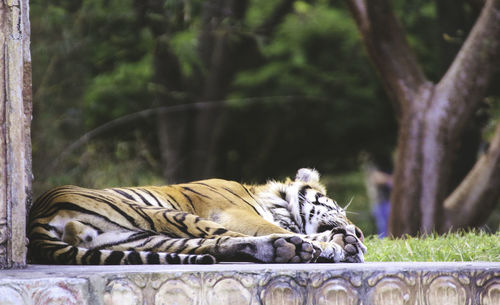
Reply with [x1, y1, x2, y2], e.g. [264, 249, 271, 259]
[295, 168, 320, 183]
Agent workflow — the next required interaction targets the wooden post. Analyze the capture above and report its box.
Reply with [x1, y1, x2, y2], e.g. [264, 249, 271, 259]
[0, 0, 32, 269]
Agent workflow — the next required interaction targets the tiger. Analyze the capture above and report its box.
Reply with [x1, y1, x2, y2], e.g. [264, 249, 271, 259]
[28, 168, 366, 265]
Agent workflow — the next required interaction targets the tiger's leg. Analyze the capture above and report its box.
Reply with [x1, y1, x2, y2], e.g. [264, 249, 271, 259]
[28, 223, 215, 265]
[305, 225, 367, 263]
[64, 207, 322, 263]
[122, 205, 248, 238]
[88, 230, 321, 263]
[124, 207, 323, 262]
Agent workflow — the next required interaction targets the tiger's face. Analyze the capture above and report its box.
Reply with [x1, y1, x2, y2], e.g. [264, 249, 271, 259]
[285, 168, 364, 240]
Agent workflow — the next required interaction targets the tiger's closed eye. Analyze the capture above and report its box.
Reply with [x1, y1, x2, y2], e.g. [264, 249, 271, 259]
[317, 224, 335, 233]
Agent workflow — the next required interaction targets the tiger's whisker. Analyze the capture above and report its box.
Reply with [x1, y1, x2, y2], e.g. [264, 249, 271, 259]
[343, 197, 354, 211]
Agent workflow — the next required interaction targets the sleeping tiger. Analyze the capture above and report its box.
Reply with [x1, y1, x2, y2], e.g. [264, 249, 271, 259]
[28, 168, 366, 265]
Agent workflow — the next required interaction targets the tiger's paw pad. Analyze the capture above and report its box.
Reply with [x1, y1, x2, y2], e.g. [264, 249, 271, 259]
[339, 233, 366, 263]
[318, 230, 367, 263]
[273, 236, 320, 263]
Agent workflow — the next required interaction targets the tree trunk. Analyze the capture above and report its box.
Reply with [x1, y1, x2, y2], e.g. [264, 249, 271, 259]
[136, 0, 295, 181]
[151, 34, 191, 183]
[434, 0, 500, 231]
[0, 0, 32, 268]
[444, 119, 500, 228]
[346, 0, 500, 236]
[134, 0, 194, 182]
[436, 0, 484, 195]
[190, 0, 293, 179]
[157, 109, 193, 183]
[189, 0, 250, 179]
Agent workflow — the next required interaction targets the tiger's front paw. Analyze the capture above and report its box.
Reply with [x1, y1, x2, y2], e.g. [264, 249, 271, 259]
[317, 226, 367, 263]
[273, 236, 321, 263]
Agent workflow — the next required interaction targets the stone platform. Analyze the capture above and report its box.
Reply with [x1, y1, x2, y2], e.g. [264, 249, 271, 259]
[0, 262, 499, 304]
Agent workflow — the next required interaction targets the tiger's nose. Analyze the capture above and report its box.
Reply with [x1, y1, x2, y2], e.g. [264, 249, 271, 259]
[355, 226, 364, 242]
[346, 224, 364, 242]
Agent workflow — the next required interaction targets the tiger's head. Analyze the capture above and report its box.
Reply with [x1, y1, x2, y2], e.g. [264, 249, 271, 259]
[265, 168, 364, 240]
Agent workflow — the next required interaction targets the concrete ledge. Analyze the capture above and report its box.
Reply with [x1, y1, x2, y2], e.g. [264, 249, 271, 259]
[1, 262, 499, 304]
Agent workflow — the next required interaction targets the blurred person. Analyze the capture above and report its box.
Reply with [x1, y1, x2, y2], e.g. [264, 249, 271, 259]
[363, 159, 392, 237]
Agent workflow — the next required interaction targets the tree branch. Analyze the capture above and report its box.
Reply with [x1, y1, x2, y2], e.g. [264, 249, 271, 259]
[437, 0, 500, 231]
[436, 0, 500, 134]
[198, 0, 250, 101]
[51, 102, 224, 171]
[256, 0, 295, 37]
[133, 0, 185, 103]
[345, 0, 429, 117]
[444, 118, 500, 229]
[52, 95, 324, 169]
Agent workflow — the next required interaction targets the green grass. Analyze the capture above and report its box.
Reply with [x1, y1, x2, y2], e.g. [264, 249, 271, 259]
[364, 231, 500, 262]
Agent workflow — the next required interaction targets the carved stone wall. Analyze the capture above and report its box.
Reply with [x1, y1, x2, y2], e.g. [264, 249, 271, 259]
[0, 263, 498, 304]
[0, 0, 32, 269]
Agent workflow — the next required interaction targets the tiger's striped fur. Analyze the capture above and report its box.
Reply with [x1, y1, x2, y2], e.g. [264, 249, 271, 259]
[28, 168, 366, 265]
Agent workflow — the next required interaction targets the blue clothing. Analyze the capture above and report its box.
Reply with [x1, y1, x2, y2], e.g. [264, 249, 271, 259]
[373, 200, 390, 238]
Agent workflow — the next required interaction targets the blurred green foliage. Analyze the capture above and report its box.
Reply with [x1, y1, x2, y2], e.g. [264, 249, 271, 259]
[30, 0, 499, 235]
